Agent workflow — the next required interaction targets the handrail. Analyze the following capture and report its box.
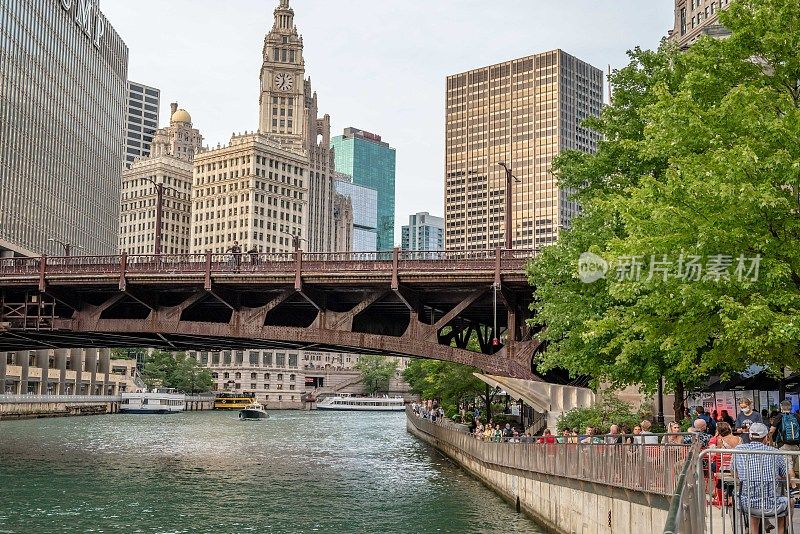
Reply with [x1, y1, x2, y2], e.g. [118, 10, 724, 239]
[0, 248, 537, 278]
[0, 394, 122, 403]
[662, 443, 699, 534]
[408, 407, 693, 496]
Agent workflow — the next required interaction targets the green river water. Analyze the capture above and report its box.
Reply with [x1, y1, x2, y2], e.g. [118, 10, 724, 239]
[0, 410, 544, 533]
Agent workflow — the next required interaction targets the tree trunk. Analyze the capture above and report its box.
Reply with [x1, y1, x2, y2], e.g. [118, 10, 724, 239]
[484, 383, 493, 422]
[673, 380, 685, 422]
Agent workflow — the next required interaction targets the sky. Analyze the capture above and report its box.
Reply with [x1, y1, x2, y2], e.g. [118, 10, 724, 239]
[102, 0, 674, 245]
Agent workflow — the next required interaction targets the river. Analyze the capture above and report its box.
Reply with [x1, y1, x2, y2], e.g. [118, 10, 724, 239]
[0, 410, 544, 533]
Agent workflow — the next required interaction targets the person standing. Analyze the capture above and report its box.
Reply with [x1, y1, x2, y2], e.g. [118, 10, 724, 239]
[735, 398, 763, 443]
[769, 400, 800, 492]
[696, 406, 716, 435]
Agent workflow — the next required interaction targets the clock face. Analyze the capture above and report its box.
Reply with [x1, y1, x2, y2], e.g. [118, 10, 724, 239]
[275, 73, 294, 92]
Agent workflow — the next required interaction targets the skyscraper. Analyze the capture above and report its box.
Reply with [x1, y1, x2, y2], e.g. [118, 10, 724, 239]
[125, 82, 160, 168]
[335, 178, 378, 252]
[0, 0, 128, 257]
[670, 0, 732, 49]
[120, 104, 203, 255]
[331, 128, 396, 251]
[444, 50, 602, 251]
[402, 212, 444, 252]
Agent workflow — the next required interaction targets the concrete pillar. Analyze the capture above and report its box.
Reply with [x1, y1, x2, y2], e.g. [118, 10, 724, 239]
[54, 349, 68, 395]
[98, 348, 111, 395]
[36, 349, 49, 394]
[85, 349, 98, 395]
[19, 351, 29, 394]
[69, 349, 83, 395]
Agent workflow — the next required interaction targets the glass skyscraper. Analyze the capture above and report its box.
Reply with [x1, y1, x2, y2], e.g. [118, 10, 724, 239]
[331, 128, 396, 251]
[0, 0, 128, 256]
[334, 178, 378, 252]
[125, 82, 160, 168]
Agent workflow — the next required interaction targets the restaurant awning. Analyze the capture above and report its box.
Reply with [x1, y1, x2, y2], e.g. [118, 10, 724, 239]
[473, 373, 595, 414]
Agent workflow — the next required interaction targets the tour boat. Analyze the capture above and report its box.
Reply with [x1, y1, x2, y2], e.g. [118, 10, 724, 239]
[214, 392, 256, 410]
[120, 391, 186, 414]
[315, 396, 405, 412]
[239, 402, 269, 421]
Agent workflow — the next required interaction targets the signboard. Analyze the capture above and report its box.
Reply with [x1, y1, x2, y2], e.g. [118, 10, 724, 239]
[59, 0, 105, 48]
[758, 390, 780, 412]
[715, 391, 737, 419]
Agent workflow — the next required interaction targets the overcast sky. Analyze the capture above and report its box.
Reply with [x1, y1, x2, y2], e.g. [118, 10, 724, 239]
[102, 0, 673, 244]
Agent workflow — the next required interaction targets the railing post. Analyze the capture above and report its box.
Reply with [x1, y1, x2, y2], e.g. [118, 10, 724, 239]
[391, 247, 400, 290]
[119, 252, 128, 291]
[38, 254, 47, 292]
[204, 251, 212, 291]
[294, 249, 303, 291]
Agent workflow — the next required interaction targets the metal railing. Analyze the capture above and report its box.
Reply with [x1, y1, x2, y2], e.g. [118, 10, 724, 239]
[0, 248, 536, 278]
[407, 407, 695, 496]
[0, 394, 122, 403]
[664, 447, 800, 533]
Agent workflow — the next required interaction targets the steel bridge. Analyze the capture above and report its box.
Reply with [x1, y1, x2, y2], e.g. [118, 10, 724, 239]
[0, 248, 539, 379]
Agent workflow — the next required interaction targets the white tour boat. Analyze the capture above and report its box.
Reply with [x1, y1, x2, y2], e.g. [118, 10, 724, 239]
[315, 395, 405, 412]
[120, 390, 186, 414]
[239, 402, 269, 421]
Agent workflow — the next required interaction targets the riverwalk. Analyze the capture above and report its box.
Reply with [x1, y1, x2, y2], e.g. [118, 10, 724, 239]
[407, 408, 800, 534]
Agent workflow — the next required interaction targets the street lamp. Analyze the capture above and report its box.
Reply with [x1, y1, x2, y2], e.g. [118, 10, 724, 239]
[47, 238, 83, 256]
[142, 176, 183, 255]
[281, 230, 306, 251]
[498, 162, 521, 250]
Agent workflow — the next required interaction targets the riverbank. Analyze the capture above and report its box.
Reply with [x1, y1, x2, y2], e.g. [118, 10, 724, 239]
[406, 409, 672, 534]
[0, 394, 214, 420]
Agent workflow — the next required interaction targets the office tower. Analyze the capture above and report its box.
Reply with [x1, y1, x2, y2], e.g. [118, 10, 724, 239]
[335, 178, 378, 252]
[670, 0, 732, 49]
[125, 82, 160, 168]
[402, 212, 444, 251]
[0, 0, 128, 256]
[444, 50, 603, 251]
[331, 128, 396, 251]
[120, 104, 203, 255]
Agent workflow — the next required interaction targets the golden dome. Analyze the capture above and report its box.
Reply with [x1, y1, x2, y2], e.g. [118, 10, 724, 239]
[171, 109, 192, 123]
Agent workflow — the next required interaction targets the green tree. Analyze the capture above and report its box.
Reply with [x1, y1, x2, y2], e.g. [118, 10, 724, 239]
[355, 355, 397, 395]
[170, 354, 213, 394]
[529, 0, 800, 419]
[140, 350, 178, 390]
[403, 359, 500, 420]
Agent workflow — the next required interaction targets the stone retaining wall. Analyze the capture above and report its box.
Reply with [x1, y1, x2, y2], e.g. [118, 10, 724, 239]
[407, 411, 670, 534]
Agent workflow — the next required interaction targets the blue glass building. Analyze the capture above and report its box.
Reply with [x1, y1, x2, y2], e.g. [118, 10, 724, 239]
[334, 179, 378, 252]
[331, 128, 396, 251]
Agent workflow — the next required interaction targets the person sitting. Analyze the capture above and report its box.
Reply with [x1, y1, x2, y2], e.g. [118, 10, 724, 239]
[605, 424, 623, 444]
[734, 423, 790, 534]
[684, 419, 711, 447]
[662, 421, 683, 445]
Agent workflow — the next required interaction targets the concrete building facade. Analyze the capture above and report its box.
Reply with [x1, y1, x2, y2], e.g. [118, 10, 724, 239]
[670, 0, 732, 49]
[125, 81, 160, 168]
[444, 50, 602, 251]
[402, 212, 445, 251]
[332, 128, 397, 251]
[120, 104, 202, 255]
[0, 0, 128, 256]
[0, 349, 140, 395]
[254, 0, 348, 253]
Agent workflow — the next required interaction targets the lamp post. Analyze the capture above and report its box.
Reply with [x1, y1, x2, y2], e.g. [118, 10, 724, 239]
[498, 162, 521, 250]
[47, 238, 82, 256]
[142, 177, 182, 256]
[281, 230, 306, 251]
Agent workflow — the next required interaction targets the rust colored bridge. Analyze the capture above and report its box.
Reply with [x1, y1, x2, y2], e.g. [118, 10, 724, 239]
[0, 249, 539, 379]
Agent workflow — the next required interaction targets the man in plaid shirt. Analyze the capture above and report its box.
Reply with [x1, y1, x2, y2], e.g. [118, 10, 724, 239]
[734, 423, 790, 534]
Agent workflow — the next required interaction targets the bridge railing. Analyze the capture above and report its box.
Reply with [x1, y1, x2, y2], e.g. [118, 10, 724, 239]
[0, 248, 537, 277]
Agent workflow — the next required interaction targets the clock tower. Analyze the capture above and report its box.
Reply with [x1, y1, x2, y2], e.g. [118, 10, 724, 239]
[258, 0, 305, 144]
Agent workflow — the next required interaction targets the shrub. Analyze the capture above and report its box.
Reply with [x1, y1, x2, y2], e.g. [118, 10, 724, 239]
[556, 391, 640, 434]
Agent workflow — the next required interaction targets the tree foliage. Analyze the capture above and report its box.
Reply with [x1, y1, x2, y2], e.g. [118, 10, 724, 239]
[556, 392, 642, 434]
[529, 0, 800, 416]
[141, 351, 213, 394]
[355, 355, 397, 396]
